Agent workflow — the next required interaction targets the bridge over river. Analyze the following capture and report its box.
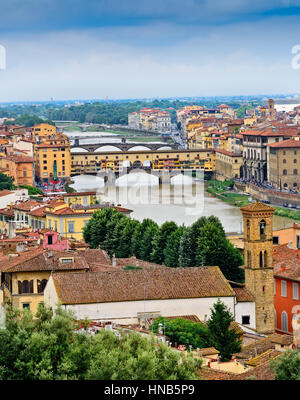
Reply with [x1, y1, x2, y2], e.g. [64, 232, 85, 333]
[71, 137, 176, 152]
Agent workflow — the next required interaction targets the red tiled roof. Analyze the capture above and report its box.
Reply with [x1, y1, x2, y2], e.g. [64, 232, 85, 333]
[51, 266, 235, 305]
[273, 244, 300, 281]
[0, 190, 13, 197]
[28, 206, 47, 217]
[198, 347, 220, 356]
[268, 138, 300, 148]
[0, 249, 89, 273]
[6, 155, 34, 163]
[46, 206, 75, 216]
[12, 200, 42, 211]
[235, 333, 283, 360]
[63, 191, 97, 197]
[215, 149, 242, 157]
[271, 334, 293, 345]
[233, 287, 254, 302]
[240, 201, 275, 213]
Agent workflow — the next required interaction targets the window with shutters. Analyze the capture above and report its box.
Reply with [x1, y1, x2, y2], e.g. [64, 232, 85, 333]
[293, 283, 299, 300]
[281, 311, 288, 332]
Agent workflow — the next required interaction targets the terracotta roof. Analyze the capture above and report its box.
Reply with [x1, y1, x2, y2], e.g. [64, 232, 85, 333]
[240, 201, 275, 212]
[230, 349, 282, 380]
[45, 206, 75, 215]
[79, 249, 115, 272]
[198, 347, 220, 356]
[6, 155, 34, 163]
[12, 200, 42, 211]
[46, 204, 132, 216]
[51, 266, 235, 305]
[0, 247, 44, 271]
[36, 143, 68, 148]
[164, 315, 202, 323]
[0, 207, 14, 216]
[230, 321, 245, 337]
[268, 138, 300, 148]
[0, 249, 89, 273]
[63, 191, 97, 197]
[28, 206, 47, 217]
[233, 287, 254, 302]
[271, 334, 293, 346]
[0, 190, 13, 197]
[246, 349, 281, 367]
[235, 333, 282, 360]
[215, 149, 242, 157]
[273, 244, 300, 281]
[198, 367, 233, 380]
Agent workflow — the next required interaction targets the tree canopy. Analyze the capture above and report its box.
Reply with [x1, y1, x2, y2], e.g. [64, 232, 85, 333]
[0, 304, 201, 380]
[0, 173, 15, 191]
[150, 317, 211, 350]
[206, 299, 242, 361]
[83, 209, 244, 282]
[270, 350, 300, 380]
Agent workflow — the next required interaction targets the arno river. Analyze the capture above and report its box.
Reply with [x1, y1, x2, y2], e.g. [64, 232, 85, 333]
[70, 173, 293, 233]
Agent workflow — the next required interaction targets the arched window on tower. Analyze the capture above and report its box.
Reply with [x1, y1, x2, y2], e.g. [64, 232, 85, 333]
[259, 220, 266, 240]
[246, 220, 250, 240]
[259, 251, 264, 267]
[248, 251, 252, 268]
[264, 251, 268, 267]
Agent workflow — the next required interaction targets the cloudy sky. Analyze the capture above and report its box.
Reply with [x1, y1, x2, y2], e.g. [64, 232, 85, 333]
[1, 0, 300, 101]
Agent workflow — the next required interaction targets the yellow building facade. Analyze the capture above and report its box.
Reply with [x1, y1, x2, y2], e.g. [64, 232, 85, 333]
[1, 249, 88, 315]
[35, 142, 71, 182]
[45, 197, 132, 241]
[32, 123, 57, 139]
[33, 123, 71, 183]
[71, 149, 216, 175]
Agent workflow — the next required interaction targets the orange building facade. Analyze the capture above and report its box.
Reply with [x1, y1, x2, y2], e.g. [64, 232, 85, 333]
[273, 244, 300, 334]
[0, 155, 34, 186]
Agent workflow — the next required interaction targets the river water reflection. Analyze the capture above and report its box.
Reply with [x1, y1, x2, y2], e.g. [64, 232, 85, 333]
[70, 174, 293, 232]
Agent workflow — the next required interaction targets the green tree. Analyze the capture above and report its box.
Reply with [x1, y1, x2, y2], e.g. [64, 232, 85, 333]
[87, 329, 201, 380]
[115, 219, 140, 258]
[0, 303, 201, 380]
[151, 317, 210, 350]
[18, 185, 43, 196]
[178, 227, 196, 267]
[270, 350, 300, 380]
[206, 299, 242, 361]
[164, 226, 186, 267]
[196, 222, 244, 282]
[139, 220, 159, 261]
[0, 173, 15, 191]
[151, 221, 178, 264]
[83, 208, 125, 250]
[131, 218, 154, 259]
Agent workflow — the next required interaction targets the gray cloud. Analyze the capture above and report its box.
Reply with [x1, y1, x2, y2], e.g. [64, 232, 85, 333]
[0, 13, 299, 101]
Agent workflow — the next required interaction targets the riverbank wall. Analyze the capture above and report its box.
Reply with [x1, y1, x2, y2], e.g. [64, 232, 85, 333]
[234, 182, 300, 207]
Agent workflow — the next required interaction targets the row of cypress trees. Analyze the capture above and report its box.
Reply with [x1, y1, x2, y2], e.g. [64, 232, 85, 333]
[83, 208, 244, 282]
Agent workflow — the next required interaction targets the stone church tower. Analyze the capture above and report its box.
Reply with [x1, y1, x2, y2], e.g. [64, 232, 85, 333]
[268, 98, 275, 121]
[241, 202, 275, 334]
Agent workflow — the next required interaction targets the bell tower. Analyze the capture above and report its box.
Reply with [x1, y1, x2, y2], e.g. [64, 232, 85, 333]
[268, 98, 275, 121]
[241, 202, 275, 334]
